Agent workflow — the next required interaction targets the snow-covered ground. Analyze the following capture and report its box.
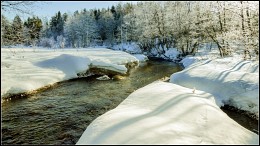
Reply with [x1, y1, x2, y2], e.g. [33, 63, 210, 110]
[112, 42, 259, 118]
[111, 42, 142, 54]
[170, 56, 259, 119]
[148, 47, 181, 60]
[77, 81, 258, 145]
[1, 47, 147, 101]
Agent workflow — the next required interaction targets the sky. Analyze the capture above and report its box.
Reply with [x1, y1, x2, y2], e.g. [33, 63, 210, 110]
[2, 1, 138, 21]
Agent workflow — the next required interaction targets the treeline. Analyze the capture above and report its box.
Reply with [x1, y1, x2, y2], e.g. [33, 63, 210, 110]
[1, 1, 259, 59]
[1, 15, 42, 46]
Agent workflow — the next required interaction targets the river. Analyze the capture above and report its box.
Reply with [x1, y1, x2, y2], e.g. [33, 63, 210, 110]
[1, 59, 258, 144]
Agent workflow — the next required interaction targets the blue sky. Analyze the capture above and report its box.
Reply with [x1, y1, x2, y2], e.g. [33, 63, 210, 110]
[3, 1, 138, 21]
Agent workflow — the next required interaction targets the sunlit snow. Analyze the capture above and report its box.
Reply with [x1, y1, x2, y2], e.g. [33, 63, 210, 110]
[1, 47, 143, 100]
[77, 81, 258, 145]
[170, 57, 259, 119]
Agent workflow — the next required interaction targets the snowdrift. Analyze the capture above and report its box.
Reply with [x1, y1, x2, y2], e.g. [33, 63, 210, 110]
[170, 57, 259, 119]
[1, 47, 146, 100]
[77, 81, 258, 145]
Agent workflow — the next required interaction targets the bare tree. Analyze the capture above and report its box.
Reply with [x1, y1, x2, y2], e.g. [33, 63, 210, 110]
[1, 1, 36, 15]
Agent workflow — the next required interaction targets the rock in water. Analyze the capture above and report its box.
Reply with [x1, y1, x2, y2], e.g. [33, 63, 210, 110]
[96, 75, 110, 80]
[112, 75, 125, 80]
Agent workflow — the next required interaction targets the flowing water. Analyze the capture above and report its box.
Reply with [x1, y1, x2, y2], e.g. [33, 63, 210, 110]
[1, 59, 258, 144]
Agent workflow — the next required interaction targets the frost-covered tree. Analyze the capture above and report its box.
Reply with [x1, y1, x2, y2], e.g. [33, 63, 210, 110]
[40, 18, 53, 38]
[49, 11, 66, 40]
[29, 1, 258, 59]
[64, 11, 98, 48]
[64, 16, 77, 48]
[56, 35, 65, 49]
[100, 8, 115, 45]
[122, 3, 139, 42]
[38, 37, 55, 48]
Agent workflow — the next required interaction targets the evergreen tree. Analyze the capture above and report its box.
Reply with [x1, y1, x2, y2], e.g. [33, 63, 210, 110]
[50, 11, 65, 40]
[24, 16, 43, 45]
[12, 15, 24, 44]
[1, 15, 13, 45]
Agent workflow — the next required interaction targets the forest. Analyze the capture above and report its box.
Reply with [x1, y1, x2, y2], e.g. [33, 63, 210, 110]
[1, 1, 259, 60]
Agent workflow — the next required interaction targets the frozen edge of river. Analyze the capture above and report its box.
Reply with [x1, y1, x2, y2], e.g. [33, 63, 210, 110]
[1, 47, 147, 103]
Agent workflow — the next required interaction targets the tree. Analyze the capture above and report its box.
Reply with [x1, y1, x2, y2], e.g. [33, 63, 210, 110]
[1, 15, 13, 45]
[1, 1, 36, 15]
[64, 11, 98, 48]
[24, 16, 43, 46]
[50, 11, 65, 40]
[12, 15, 24, 44]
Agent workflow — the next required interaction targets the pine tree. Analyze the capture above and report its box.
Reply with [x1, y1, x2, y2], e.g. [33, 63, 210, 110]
[1, 15, 13, 45]
[24, 16, 43, 45]
[50, 11, 65, 40]
[12, 15, 24, 44]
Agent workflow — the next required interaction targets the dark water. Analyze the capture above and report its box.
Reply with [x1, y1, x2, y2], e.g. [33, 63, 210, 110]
[1, 60, 258, 145]
[221, 105, 259, 134]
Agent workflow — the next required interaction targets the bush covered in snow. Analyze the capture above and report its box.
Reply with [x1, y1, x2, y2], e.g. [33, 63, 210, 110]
[38, 37, 56, 48]
[112, 42, 142, 54]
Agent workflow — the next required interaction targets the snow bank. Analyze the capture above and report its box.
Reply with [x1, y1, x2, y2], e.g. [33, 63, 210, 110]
[132, 54, 149, 63]
[91, 59, 128, 74]
[111, 43, 180, 62]
[170, 57, 259, 118]
[163, 48, 181, 60]
[77, 81, 258, 145]
[1, 47, 143, 100]
[148, 47, 181, 60]
[35, 54, 91, 79]
[112, 42, 142, 54]
[180, 55, 203, 68]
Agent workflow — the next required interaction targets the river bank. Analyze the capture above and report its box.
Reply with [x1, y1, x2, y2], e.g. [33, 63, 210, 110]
[2, 59, 182, 144]
[77, 44, 259, 144]
[1, 47, 147, 103]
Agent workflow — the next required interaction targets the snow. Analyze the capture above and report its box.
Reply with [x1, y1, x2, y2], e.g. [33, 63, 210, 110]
[112, 42, 142, 54]
[170, 55, 259, 119]
[35, 54, 91, 79]
[77, 81, 258, 145]
[1, 47, 146, 100]
[180, 55, 201, 68]
[76, 44, 258, 144]
[163, 48, 181, 60]
[132, 54, 149, 63]
[96, 75, 110, 80]
[91, 59, 127, 74]
[111, 43, 180, 61]
[148, 47, 181, 60]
